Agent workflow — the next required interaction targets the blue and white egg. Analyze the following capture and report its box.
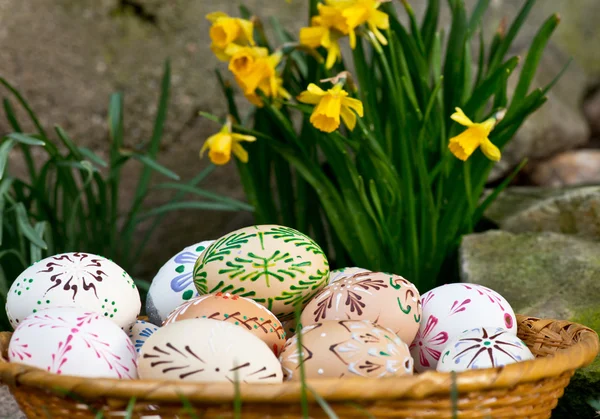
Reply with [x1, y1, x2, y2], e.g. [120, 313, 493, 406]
[145, 240, 214, 325]
[128, 320, 159, 354]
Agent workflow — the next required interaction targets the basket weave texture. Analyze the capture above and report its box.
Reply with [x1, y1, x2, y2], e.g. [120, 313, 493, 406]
[0, 315, 597, 419]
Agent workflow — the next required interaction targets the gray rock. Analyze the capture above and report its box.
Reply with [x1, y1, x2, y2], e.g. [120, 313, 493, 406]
[584, 88, 600, 136]
[0, 385, 25, 419]
[484, 186, 600, 240]
[530, 150, 600, 187]
[459, 230, 600, 419]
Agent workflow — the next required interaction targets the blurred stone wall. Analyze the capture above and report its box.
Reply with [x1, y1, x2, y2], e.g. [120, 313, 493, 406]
[0, 0, 598, 279]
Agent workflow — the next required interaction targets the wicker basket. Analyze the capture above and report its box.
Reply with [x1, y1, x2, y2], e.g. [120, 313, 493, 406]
[0, 315, 597, 419]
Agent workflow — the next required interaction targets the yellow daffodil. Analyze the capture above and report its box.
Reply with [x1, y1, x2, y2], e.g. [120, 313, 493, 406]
[229, 49, 290, 107]
[448, 108, 501, 162]
[200, 123, 256, 165]
[297, 83, 364, 133]
[300, 4, 348, 69]
[206, 12, 255, 61]
[327, 0, 389, 47]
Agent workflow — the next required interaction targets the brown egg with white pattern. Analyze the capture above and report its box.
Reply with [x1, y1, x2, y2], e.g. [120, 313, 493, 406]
[300, 271, 422, 345]
[279, 320, 413, 380]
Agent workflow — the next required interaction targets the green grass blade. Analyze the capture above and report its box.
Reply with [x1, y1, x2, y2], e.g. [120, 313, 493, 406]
[0, 139, 16, 180]
[125, 397, 136, 419]
[468, 0, 490, 34]
[0, 177, 14, 245]
[78, 147, 108, 168]
[15, 203, 47, 249]
[30, 221, 49, 264]
[6, 133, 45, 146]
[131, 154, 180, 180]
[510, 14, 560, 107]
[136, 201, 243, 222]
[420, 0, 440, 54]
[488, 0, 537, 72]
[443, 0, 469, 113]
[152, 182, 253, 211]
[307, 384, 338, 418]
[0, 77, 48, 138]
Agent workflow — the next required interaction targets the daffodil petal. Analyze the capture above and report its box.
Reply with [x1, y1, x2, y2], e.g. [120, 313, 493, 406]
[231, 133, 257, 143]
[479, 118, 496, 136]
[371, 10, 389, 30]
[232, 142, 249, 163]
[299, 26, 326, 48]
[450, 107, 474, 127]
[238, 18, 255, 46]
[340, 105, 357, 131]
[480, 137, 501, 161]
[325, 42, 341, 69]
[448, 128, 481, 160]
[206, 12, 227, 22]
[343, 97, 364, 117]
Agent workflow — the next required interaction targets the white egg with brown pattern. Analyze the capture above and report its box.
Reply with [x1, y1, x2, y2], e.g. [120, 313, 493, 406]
[279, 320, 414, 380]
[162, 292, 286, 356]
[300, 271, 422, 345]
[138, 318, 283, 383]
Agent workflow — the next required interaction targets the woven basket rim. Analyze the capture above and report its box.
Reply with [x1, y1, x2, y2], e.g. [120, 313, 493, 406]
[0, 314, 597, 404]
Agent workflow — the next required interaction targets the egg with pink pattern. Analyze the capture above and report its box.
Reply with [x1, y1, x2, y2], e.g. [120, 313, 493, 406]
[409, 283, 517, 372]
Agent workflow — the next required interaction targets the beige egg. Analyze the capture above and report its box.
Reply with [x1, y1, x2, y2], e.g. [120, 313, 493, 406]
[139, 318, 283, 383]
[279, 320, 413, 380]
[328, 267, 370, 284]
[163, 292, 286, 356]
[300, 271, 422, 345]
[193, 225, 329, 321]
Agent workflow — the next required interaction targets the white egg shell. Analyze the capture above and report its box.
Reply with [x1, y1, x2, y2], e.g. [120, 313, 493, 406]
[8, 307, 138, 378]
[138, 318, 283, 383]
[328, 267, 370, 284]
[6, 252, 141, 330]
[145, 240, 214, 326]
[128, 320, 159, 354]
[410, 283, 517, 372]
[436, 327, 534, 372]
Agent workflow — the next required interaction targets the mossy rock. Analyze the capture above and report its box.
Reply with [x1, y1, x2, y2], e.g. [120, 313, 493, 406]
[460, 231, 600, 418]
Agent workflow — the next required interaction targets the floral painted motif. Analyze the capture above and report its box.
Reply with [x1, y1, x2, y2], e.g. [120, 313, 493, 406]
[437, 327, 534, 372]
[128, 320, 159, 354]
[39, 253, 108, 299]
[9, 308, 138, 379]
[409, 315, 448, 368]
[170, 251, 201, 293]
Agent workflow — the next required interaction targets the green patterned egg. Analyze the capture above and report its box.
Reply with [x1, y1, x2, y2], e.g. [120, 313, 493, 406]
[193, 225, 329, 321]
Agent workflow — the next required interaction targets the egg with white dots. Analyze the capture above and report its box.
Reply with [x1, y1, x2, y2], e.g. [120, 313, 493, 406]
[436, 327, 534, 372]
[6, 252, 141, 330]
[146, 240, 215, 326]
[279, 320, 414, 380]
[128, 320, 159, 354]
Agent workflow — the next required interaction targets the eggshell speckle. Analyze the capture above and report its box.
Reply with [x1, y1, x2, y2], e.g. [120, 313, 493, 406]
[6, 252, 141, 330]
[193, 225, 329, 321]
[163, 292, 286, 356]
[138, 318, 283, 383]
[146, 240, 214, 325]
[437, 327, 534, 372]
[300, 271, 422, 345]
[328, 267, 370, 284]
[128, 320, 159, 354]
[9, 307, 138, 378]
[410, 283, 517, 372]
[279, 320, 413, 380]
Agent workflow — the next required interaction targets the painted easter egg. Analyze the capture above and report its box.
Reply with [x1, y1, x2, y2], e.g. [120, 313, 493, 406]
[437, 327, 534, 372]
[138, 318, 283, 383]
[300, 271, 422, 345]
[193, 225, 329, 321]
[328, 267, 370, 284]
[128, 320, 159, 354]
[163, 292, 286, 356]
[410, 283, 517, 372]
[9, 307, 137, 378]
[145, 240, 214, 326]
[279, 320, 414, 380]
[6, 252, 141, 330]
